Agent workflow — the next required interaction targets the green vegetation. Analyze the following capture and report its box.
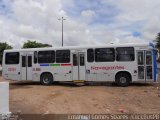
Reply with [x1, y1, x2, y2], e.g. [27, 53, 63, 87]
[155, 32, 160, 50]
[22, 40, 52, 48]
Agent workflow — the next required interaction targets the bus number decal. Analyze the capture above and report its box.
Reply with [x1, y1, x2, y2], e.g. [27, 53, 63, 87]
[8, 68, 16, 71]
[33, 68, 41, 71]
[91, 66, 124, 71]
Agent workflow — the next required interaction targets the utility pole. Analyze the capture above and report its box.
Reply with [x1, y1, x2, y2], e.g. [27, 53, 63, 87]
[58, 17, 66, 47]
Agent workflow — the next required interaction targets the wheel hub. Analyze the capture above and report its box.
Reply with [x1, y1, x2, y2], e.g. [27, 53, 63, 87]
[43, 77, 49, 83]
[120, 77, 127, 83]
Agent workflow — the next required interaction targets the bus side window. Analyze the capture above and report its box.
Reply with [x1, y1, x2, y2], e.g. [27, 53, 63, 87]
[34, 51, 37, 64]
[87, 49, 94, 62]
[73, 54, 78, 66]
[80, 54, 85, 66]
[95, 48, 115, 62]
[38, 51, 55, 63]
[22, 56, 26, 67]
[28, 56, 32, 67]
[56, 50, 70, 63]
[116, 47, 135, 61]
[138, 52, 144, 65]
[146, 51, 152, 65]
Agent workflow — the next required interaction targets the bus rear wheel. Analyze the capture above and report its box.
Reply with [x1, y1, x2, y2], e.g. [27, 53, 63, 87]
[40, 73, 53, 85]
[115, 73, 131, 87]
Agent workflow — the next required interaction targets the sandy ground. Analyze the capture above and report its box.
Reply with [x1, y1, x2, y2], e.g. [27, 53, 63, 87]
[0, 76, 160, 114]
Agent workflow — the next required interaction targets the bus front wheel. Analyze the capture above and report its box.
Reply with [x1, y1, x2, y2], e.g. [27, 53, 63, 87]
[40, 73, 53, 85]
[115, 73, 131, 87]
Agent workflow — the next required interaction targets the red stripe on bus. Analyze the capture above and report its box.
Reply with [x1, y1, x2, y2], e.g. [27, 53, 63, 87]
[61, 64, 71, 66]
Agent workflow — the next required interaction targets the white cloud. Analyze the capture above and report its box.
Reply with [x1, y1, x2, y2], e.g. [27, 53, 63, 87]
[81, 10, 95, 23]
[0, 0, 160, 48]
[0, 0, 99, 48]
[114, 0, 160, 41]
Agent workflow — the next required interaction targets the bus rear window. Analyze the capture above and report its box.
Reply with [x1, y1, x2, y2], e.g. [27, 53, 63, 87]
[5, 52, 19, 64]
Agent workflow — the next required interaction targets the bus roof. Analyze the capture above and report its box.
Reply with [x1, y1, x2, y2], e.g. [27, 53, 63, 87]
[4, 42, 152, 52]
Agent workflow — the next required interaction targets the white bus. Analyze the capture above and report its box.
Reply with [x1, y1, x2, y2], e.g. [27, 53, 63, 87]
[2, 42, 158, 87]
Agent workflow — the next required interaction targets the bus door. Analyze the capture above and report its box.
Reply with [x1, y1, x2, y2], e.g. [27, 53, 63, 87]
[137, 50, 153, 81]
[21, 54, 33, 80]
[72, 53, 86, 80]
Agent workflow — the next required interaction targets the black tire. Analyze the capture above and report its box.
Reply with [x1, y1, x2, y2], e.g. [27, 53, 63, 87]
[115, 73, 131, 87]
[40, 73, 53, 85]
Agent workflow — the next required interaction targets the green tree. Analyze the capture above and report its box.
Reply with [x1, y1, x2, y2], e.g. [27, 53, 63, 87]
[22, 40, 52, 48]
[155, 32, 160, 50]
[0, 42, 12, 64]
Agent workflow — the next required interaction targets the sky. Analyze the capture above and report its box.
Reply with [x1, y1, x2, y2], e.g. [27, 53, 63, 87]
[0, 0, 160, 48]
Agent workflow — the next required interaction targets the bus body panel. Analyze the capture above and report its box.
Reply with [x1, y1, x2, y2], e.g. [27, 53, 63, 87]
[2, 52, 21, 81]
[32, 66, 72, 82]
[2, 64, 21, 80]
[54, 66, 72, 81]
[32, 64, 41, 81]
[86, 61, 137, 82]
[2, 43, 157, 84]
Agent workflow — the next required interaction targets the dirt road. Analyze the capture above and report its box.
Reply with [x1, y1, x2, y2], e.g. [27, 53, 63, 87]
[0, 76, 160, 114]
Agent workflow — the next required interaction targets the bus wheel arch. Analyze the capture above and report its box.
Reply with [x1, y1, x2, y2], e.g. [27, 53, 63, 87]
[115, 71, 132, 87]
[40, 72, 53, 85]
